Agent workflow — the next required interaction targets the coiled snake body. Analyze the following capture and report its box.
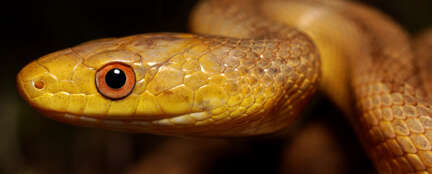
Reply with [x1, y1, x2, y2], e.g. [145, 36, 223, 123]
[16, 0, 432, 173]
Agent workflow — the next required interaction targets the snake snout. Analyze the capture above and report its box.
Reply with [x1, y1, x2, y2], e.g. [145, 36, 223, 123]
[17, 61, 45, 99]
[17, 60, 58, 114]
[16, 49, 86, 119]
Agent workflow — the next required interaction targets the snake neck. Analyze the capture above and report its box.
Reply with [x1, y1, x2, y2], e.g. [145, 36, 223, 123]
[260, 1, 432, 173]
[258, 0, 417, 114]
[190, 0, 363, 113]
[192, 1, 431, 172]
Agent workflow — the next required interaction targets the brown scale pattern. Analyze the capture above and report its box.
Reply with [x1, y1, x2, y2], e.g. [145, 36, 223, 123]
[335, 2, 432, 173]
[356, 82, 432, 174]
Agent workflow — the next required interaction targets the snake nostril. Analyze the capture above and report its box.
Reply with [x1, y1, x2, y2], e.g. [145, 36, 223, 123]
[34, 79, 45, 89]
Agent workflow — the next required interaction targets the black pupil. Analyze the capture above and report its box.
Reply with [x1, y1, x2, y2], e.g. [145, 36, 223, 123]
[105, 68, 126, 89]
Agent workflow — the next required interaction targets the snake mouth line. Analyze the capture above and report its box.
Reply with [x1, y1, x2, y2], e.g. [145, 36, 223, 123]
[59, 111, 210, 127]
[62, 113, 153, 126]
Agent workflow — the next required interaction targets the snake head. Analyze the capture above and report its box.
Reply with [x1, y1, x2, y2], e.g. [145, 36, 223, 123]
[17, 33, 320, 136]
[16, 36, 147, 121]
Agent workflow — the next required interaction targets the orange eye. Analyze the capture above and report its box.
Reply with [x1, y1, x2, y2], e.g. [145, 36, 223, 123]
[95, 62, 136, 100]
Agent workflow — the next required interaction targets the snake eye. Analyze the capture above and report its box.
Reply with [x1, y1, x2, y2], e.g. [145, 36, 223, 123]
[96, 62, 135, 100]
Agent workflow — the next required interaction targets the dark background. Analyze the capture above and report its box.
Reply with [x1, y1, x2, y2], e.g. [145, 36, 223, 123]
[1, 0, 432, 174]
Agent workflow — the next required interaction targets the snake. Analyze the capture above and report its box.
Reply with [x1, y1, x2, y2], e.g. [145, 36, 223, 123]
[16, 0, 432, 173]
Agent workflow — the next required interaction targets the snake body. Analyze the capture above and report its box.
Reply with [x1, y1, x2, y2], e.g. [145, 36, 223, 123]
[16, 0, 432, 173]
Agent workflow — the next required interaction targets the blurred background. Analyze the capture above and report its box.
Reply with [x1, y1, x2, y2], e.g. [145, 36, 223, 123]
[1, 0, 432, 174]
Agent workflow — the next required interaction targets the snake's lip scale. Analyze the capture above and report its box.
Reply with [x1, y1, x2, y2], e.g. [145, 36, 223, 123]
[39, 112, 156, 130]
[62, 113, 153, 126]
[44, 111, 210, 128]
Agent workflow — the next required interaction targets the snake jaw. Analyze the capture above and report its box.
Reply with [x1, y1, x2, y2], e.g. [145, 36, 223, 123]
[48, 112, 211, 134]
